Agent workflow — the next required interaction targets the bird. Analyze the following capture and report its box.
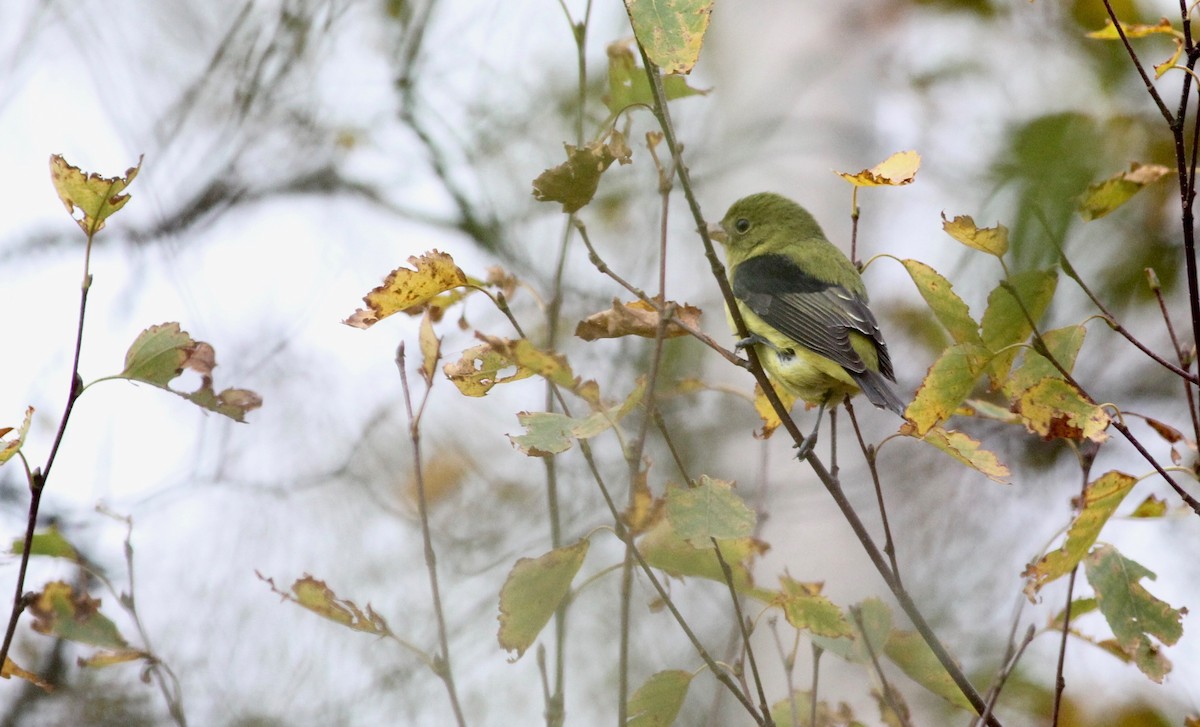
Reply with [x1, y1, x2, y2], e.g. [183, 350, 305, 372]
[707, 192, 906, 458]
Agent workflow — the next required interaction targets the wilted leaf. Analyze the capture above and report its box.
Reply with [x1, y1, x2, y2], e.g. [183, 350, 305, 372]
[623, 0, 713, 75]
[498, 539, 589, 660]
[901, 260, 980, 346]
[1086, 17, 1178, 39]
[1144, 417, 1183, 443]
[837, 150, 921, 187]
[1, 657, 53, 692]
[117, 323, 262, 422]
[604, 41, 707, 114]
[941, 213, 1008, 256]
[0, 406, 33, 465]
[418, 309, 440, 385]
[532, 141, 617, 213]
[78, 649, 149, 669]
[915, 426, 1010, 483]
[1014, 378, 1109, 442]
[574, 298, 701, 341]
[884, 630, 974, 711]
[478, 335, 600, 406]
[27, 582, 128, 650]
[905, 344, 990, 435]
[262, 574, 391, 636]
[628, 670, 693, 727]
[1023, 471, 1137, 598]
[1049, 597, 1099, 630]
[1079, 163, 1171, 220]
[444, 342, 535, 397]
[776, 577, 853, 638]
[49, 154, 142, 236]
[344, 250, 469, 329]
[1085, 544, 1183, 683]
[665, 477, 755, 547]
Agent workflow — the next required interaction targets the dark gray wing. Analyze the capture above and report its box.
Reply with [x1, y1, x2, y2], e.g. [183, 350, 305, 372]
[733, 254, 903, 413]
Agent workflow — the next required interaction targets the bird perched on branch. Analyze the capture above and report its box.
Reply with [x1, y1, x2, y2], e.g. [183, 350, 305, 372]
[708, 192, 906, 457]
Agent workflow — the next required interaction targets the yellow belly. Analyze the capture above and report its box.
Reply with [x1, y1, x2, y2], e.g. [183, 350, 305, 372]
[728, 304, 864, 405]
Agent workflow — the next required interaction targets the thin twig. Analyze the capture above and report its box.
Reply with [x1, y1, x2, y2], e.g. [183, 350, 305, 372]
[1148, 267, 1200, 446]
[396, 344, 468, 727]
[851, 606, 912, 727]
[979, 625, 1035, 726]
[844, 399, 901, 584]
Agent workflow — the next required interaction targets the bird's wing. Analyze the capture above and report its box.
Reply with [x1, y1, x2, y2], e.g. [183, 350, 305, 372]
[732, 253, 895, 381]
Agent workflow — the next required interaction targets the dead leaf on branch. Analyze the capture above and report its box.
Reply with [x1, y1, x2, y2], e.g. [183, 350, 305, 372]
[574, 298, 701, 341]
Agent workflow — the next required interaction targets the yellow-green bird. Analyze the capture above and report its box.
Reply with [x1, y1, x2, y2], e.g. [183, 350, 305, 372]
[708, 192, 906, 455]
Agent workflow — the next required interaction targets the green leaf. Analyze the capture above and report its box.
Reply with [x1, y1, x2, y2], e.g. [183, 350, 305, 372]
[665, 477, 755, 547]
[623, 0, 713, 75]
[812, 597, 893, 662]
[509, 379, 646, 456]
[1003, 325, 1087, 399]
[0, 406, 33, 465]
[1079, 163, 1171, 220]
[28, 581, 128, 650]
[1023, 471, 1136, 598]
[1085, 544, 1183, 682]
[498, 539, 589, 660]
[627, 669, 693, 727]
[776, 577, 854, 638]
[117, 323, 262, 422]
[979, 269, 1058, 388]
[604, 41, 706, 114]
[49, 154, 142, 236]
[901, 259, 981, 346]
[11, 525, 81, 562]
[884, 630, 974, 711]
[905, 344, 990, 435]
[941, 213, 1008, 256]
[638, 519, 772, 601]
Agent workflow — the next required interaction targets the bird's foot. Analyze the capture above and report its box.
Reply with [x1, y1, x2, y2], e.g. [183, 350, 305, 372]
[735, 333, 776, 352]
[793, 432, 818, 460]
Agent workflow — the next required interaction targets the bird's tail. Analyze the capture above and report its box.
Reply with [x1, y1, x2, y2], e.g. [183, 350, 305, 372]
[854, 370, 907, 417]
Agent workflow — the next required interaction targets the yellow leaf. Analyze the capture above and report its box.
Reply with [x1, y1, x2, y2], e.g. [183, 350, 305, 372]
[1079, 162, 1172, 220]
[443, 342, 535, 397]
[1014, 378, 1110, 443]
[753, 380, 797, 439]
[1, 657, 53, 692]
[262, 574, 392, 636]
[0, 406, 33, 465]
[941, 213, 1009, 256]
[49, 154, 142, 236]
[915, 425, 1010, 483]
[1086, 17, 1179, 40]
[418, 309, 440, 385]
[344, 250, 469, 329]
[837, 150, 921, 187]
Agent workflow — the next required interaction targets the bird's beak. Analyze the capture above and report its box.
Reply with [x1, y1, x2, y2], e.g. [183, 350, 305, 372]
[706, 221, 728, 243]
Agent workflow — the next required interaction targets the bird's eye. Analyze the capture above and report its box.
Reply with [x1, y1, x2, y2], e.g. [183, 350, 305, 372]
[734, 218, 751, 233]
